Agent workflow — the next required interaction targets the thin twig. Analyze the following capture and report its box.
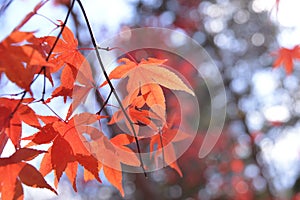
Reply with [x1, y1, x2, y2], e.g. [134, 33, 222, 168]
[96, 89, 113, 115]
[43, 103, 66, 122]
[0, 91, 26, 97]
[158, 127, 165, 168]
[75, 0, 147, 177]
[10, 91, 26, 117]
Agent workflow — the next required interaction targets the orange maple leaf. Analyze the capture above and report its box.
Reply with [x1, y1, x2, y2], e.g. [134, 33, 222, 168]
[150, 124, 191, 177]
[23, 113, 102, 191]
[103, 57, 194, 135]
[0, 98, 40, 148]
[79, 128, 140, 196]
[103, 165, 124, 196]
[124, 83, 166, 124]
[108, 103, 161, 136]
[0, 31, 53, 91]
[42, 25, 94, 103]
[0, 148, 56, 200]
[101, 57, 194, 95]
[101, 133, 139, 197]
[273, 45, 300, 74]
[82, 126, 140, 168]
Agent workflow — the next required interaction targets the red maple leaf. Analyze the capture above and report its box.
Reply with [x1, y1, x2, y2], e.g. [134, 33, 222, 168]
[0, 98, 40, 149]
[273, 45, 300, 74]
[0, 31, 53, 92]
[42, 25, 94, 103]
[0, 148, 56, 200]
[102, 133, 140, 196]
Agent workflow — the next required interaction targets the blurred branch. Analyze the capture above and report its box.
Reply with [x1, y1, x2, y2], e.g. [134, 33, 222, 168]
[70, 7, 81, 45]
[237, 100, 276, 199]
[0, 0, 13, 16]
[205, 30, 276, 199]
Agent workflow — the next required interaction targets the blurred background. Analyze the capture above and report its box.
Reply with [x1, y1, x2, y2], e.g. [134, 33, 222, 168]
[1, 0, 300, 199]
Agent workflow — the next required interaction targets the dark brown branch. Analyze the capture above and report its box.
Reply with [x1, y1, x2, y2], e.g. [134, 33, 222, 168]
[96, 89, 113, 115]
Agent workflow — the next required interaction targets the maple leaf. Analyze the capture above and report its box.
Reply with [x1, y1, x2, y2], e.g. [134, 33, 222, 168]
[43, 25, 85, 70]
[0, 148, 56, 200]
[0, 31, 53, 91]
[272, 45, 300, 74]
[101, 57, 194, 130]
[123, 83, 166, 124]
[100, 133, 138, 197]
[81, 126, 140, 168]
[23, 112, 102, 191]
[149, 124, 191, 177]
[0, 98, 40, 148]
[103, 165, 124, 196]
[110, 133, 136, 145]
[108, 104, 160, 137]
[79, 128, 140, 196]
[101, 57, 194, 95]
[42, 25, 94, 103]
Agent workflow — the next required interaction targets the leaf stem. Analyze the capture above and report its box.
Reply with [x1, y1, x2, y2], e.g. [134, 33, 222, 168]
[42, 67, 46, 100]
[77, 47, 110, 51]
[75, 0, 147, 177]
[36, 13, 59, 26]
[108, 47, 138, 64]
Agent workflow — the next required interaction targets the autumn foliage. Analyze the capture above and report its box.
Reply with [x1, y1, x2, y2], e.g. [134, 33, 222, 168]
[0, 1, 196, 199]
[0, 0, 296, 199]
[272, 45, 300, 74]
